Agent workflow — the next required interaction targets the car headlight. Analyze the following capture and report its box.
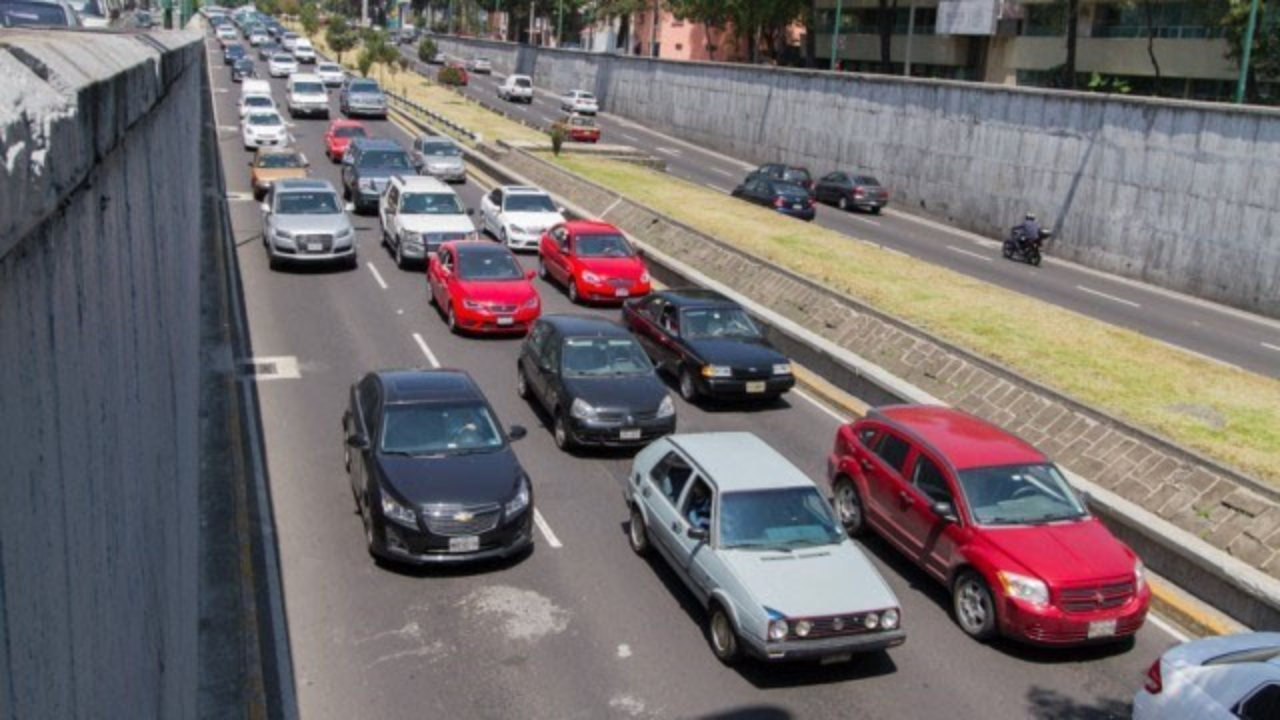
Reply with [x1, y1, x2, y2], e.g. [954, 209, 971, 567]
[794, 620, 812, 638]
[401, 230, 421, 244]
[656, 395, 675, 419]
[881, 608, 900, 630]
[521, 295, 539, 309]
[863, 612, 880, 629]
[767, 620, 788, 642]
[275, 229, 295, 240]
[1134, 559, 1146, 592]
[359, 178, 376, 190]
[381, 492, 417, 529]
[505, 475, 530, 517]
[509, 224, 529, 235]
[580, 270, 602, 284]
[462, 299, 485, 311]
[335, 227, 354, 239]
[998, 570, 1049, 607]
[772, 363, 792, 375]
[701, 365, 732, 378]
[570, 397, 597, 420]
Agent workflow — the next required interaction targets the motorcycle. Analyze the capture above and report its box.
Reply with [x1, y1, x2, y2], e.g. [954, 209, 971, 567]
[1002, 227, 1051, 266]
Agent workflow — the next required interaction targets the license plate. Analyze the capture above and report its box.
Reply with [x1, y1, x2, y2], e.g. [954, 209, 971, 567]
[1087, 619, 1117, 639]
[614, 288, 629, 298]
[306, 242, 322, 252]
[792, 203, 804, 210]
[620, 429, 641, 440]
[746, 381, 766, 393]
[819, 653, 852, 665]
[496, 317, 514, 326]
[448, 536, 479, 553]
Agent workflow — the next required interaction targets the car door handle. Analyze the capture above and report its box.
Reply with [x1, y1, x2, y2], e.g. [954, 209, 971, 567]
[899, 491, 914, 506]
[671, 521, 680, 533]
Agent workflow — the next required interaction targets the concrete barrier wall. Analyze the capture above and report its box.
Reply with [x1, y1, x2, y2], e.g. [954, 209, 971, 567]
[436, 38, 1280, 318]
[0, 29, 205, 718]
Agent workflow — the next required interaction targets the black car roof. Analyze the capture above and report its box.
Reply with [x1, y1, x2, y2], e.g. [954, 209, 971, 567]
[539, 314, 629, 337]
[376, 369, 483, 404]
[659, 287, 735, 308]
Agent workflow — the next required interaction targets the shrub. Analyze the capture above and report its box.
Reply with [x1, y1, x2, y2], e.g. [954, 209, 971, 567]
[438, 65, 467, 86]
[549, 124, 568, 156]
[417, 37, 438, 64]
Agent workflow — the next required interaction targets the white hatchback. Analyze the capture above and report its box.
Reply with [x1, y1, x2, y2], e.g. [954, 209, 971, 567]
[1134, 632, 1280, 719]
[560, 89, 598, 115]
[316, 62, 345, 87]
[242, 110, 289, 150]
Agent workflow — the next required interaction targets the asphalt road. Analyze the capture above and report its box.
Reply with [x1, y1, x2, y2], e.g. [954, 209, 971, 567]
[211, 38, 1184, 720]
[414, 49, 1280, 380]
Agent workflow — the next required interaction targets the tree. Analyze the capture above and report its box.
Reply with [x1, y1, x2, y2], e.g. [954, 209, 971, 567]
[279, 0, 302, 18]
[1209, 0, 1280, 102]
[326, 15, 358, 64]
[357, 29, 401, 80]
[418, 36, 438, 63]
[300, 2, 320, 37]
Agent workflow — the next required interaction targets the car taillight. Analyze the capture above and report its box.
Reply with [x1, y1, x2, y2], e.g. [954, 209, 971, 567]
[1143, 659, 1163, 695]
[773, 196, 786, 208]
[853, 188, 865, 197]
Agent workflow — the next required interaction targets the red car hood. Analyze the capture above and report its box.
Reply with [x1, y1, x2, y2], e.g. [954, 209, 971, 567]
[980, 518, 1136, 586]
[329, 137, 353, 153]
[576, 257, 646, 281]
[457, 279, 537, 305]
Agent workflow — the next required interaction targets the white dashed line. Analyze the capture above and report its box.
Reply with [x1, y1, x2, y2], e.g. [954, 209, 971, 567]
[793, 388, 849, 425]
[619, 133, 639, 142]
[533, 510, 563, 548]
[1147, 613, 1191, 643]
[217, 125, 240, 132]
[366, 262, 388, 289]
[1263, 342, 1280, 353]
[946, 246, 993, 262]
[1077, 285, 1142, 309]
[704, 183, 731, 194]
[411, 332, 441, 368]
[709, 167, 735, 178]
[655, 147, 682, 156]
[849, 216, 882, 227]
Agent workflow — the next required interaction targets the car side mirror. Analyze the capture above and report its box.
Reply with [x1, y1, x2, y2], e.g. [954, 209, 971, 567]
[686, 526, 709, 542]
[301, 155, 309, 166]
[508, 425, 527, 440]
[557, 206, 567, 215]
[342, 155, 354, 166]
[524, 268, 536, 280]
[1076, 489, 1091, 508]
[345, 433, 370, 450]
[931, 501, 958, 523]
[635, 247, 645, 258]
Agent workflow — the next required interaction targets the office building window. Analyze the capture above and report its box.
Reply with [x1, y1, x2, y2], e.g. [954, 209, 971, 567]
[1092, 2, 1225, 40]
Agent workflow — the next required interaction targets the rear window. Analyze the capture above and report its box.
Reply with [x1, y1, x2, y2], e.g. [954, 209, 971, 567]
[349, 81, 380, 93]
[783, 169, 811, 183]
[0, 0, 69, 26]
[854, 176, 882, 186]
[358, 150, 412, 169]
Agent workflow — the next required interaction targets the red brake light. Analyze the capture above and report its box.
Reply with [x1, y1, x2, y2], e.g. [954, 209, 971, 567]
[853, 188, 865, 197]
[1143, 659, 1163, 695]
[773, 196, 786, 208]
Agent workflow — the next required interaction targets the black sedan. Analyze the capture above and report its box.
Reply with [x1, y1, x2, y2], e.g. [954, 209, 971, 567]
[222, 42, 246, 66]
[517, 315, 676, 451]
[621, 288, 796, 403]
[342, 369, 534, 565]
[231, 57, 257, 83]
[814, 171, 890, 214]
[258, 41, 281, 61]
[730, 175, 815, 221]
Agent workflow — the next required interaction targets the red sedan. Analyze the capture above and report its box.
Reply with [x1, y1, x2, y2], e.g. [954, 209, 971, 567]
[538, 220, 651, 304]
[428, 241, 541, 335]
[826, 405, 1149, 647]
[323, 119, 369, 162]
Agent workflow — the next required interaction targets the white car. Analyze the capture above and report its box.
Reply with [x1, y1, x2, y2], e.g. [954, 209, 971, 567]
[292, 38, 316, 64]
[281, 32, 298, 51]
[480, 185, 565, 251]
[561, 89, 598, 115]
[238, 93, 277, 118]
[379, 175, 479, 269]
[498, 74, 534, 103]
[242, 110, 289, 150]
[268, 53, 298, 78]
[248, 29, 267, 46]
[286, 73, 329, 119]
[215, 25, 237, 41]
[316, 62, 345, 87]
[1134, 632, 1280, 719]
[467, 57, 492, 74]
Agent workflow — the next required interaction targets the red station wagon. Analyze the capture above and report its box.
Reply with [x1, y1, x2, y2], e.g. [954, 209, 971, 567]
[826, 405, 1149, 646]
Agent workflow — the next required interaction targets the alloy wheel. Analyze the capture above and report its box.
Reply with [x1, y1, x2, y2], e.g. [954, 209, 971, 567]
[833, 479, 865, 536]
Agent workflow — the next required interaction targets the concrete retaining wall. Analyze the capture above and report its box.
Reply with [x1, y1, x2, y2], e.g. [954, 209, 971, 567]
[0, 29, 205, 718]
[437, 38, 1280, 318]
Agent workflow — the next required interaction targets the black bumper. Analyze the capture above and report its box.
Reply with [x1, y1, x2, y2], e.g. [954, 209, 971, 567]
[742, 628, 906, 662]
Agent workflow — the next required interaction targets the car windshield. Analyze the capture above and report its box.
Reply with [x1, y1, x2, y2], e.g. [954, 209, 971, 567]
[333, 126, 366, 138]
[276, 191, 341, 215]
[457, 250, 524, 281]
[294, 81, 324, 93]
[248, 113, 281, 127]
[855, 176, 882, 186]
[358, 150, 412, 169]
[560, 337, 652, 377]
[569, 116, 595, 128]
[349, 81, 380, 93]
[575, 233, 633, 258]
[235, 59, 254, 69]
[575, 92, 596, 102]
[720, 487, 844, 550]
[421, 143, 460, 157]
[401, 193, 463, 215]
[680, 307, 761, 340]
[0, 0, 69, 26]
[958, 463, 1088, 526]
[783, 169, 811, 183]
[257, 153, 304, 169]
[380, 401, 503, 455]
[272, 54, 294, 63]
[504, 194, 557, 213]
[319, 64, 341, 73]
[244, 96, 273, 109]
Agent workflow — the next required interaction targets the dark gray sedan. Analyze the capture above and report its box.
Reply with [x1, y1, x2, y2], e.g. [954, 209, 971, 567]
[814, 171, 890, 214]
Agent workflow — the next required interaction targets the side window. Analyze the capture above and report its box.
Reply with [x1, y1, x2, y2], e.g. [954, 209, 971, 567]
[543, 333, 562, 371]
[872, 433, 912, 473]
[911, 455, 952, 504]
[526, 321, 550, 358]
[649, 452, 693, 506]
[681, 477, 713, 530]
[639, 296, 664, 322]
[857, 427, 878, 448]
[1236, 683, 1280, 720]
[659, 304, 679, 334]
[440, 248, 454, 271]
[357, 376, 380, 428]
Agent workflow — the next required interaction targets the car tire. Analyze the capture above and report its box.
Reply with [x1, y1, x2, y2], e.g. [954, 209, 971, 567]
[499, 227, 509, 246]
[360, 490, 378, 559]
[953, 571, 999, 642]
[871, 206, 882, 215]
[708, 604, 741, 665]
[537, 257, 549, 280]
[395, 238, 407, 270]
[446, 303, 459, 334]
[553, 412, 575, 451]
[832, 476, 867, 537]
[267, 248, 281, 271]
[568, 280, 580, 304]
[679, 367, 700, 403]
[838, 195, 849, 211]
[628, 505, 649, 556]
[515, 365, 530, 400]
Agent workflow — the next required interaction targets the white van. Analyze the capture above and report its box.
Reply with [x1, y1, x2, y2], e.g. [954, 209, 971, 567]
[286, 73, 330, 119]
[292, 38, 316, 64]
[240, 78, 271, 103]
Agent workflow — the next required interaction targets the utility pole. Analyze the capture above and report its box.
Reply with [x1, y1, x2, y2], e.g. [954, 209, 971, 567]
[828, 0, 842, 71]
[904, 1, 915, 76]
[1235, 0, 1262, 104]
[528, 0, 535, 44]
[362, 0, 369, 28]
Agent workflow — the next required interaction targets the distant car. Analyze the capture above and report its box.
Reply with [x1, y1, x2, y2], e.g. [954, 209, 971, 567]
[238, 93, 277, 119]
[249, 147, 309, 201]
[1133, 632, 1280, 719]
[498, 74, 534, 103]
[260, 178, 356, 270]
[479, 185, 565, 251]
[438, 62, 469, 86]
[340, 137, 415, 214]
[517, 315, 675, 450]
[316, 61, 345, 87]
[268, 53, 298, 78]
[428, 50, 447, 64]
[0, 0, 80, 26]
[754, 163, 815, 197]
[625, 432, 905, 664]
[538, 221, 650, 304]
[286, 73, 330, 119]
[815, 171, 890, 214]
[339, 77, 387, 118]
[247, 28, 268, 45]
[622, 288, 795, 403]
[561, 89, 598, 115]
[223, 43, 246, 65]
[231, 57, 257, 83]
[215, 24, 237, 41]
[467, 57, 493, 74]
[730, 175, 815, 221]
[552, 113, 600, 143]
[292, 38, 316, 64]
[280, 31, 298, 51]
[323, 119, 368, 162]
[241, 109, 289, 150]
[378, 175, 478, 269]
[132, 9, 152, 28]
[342, 368, 534, 565]
[258, 41, 281, 61]
[826, 405, 1150, 646]
[427, 242, 541, 336]
[409, 134, 466, 183]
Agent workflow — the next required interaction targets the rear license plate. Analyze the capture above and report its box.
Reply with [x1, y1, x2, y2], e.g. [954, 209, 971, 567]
[1087, 619, 1117, 639]
[746, 381, 766, 393]
[449, 536, 480, 553]
[620, 429, 641, 440]
[819, 653, 852, 665]
[792, 203, 804, 210]
[306, 242, 322, 252]
[497, 317, 514, 326]
[614, 288, 629, 298]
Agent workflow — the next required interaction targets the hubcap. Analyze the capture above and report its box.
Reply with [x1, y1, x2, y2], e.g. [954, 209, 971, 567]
[836, 484, 860, 528]
[711, 613, 731, 653]
[569, 283, 578, 302]
[630, 513, 643, 548]
[957, 580, 989, 631]
[681, 372, 694, 399]
[555, 418, 567, 447]
[516, 370, 526, 396]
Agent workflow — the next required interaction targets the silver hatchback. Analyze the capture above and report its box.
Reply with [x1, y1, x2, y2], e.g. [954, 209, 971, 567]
[261, 179, 357, 270]
[411, 135, 467, 184]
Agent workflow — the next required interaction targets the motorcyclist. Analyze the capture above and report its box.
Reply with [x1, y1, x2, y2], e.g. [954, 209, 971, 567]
[1015, 213, 1043, 253]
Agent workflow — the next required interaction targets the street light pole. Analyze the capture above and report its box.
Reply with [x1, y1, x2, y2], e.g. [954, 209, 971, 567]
[829, 0, 843, 71]
[1235, 0, 1262, 104]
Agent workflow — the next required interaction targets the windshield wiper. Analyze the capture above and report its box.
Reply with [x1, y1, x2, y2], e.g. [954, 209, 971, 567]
[725, 541, 793, 553]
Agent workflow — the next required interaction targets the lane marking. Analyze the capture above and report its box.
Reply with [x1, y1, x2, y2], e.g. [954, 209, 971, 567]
[793, 388, 849, 425]
[946, 245, 993, 262]
[539, 115, 557, 124]
[704, 183, 730, 194]
[533, 510, 563, 548]
[411, 332, 441, 368]
[1147, 613, 1191, 644]
[218, 125, 240, 132]
[849, 215, 882, 227]
[366, 262, 388, 290]
[1077, 285, 1142, 309]
[709, 167, 735, 178]
[1263, 342, 1280, 353]
[619, 133, 639, 142]
[239, 356, 301, 380]
[655, 147, 682, 156]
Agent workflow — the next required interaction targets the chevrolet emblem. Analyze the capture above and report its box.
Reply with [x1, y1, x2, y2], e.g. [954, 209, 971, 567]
[453, 511, 474, 522]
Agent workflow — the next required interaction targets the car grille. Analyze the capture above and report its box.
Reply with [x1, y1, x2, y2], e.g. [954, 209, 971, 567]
[594, 409, 659, 423]
[1057, 579, 1136, 613]
[606, 278, 633, 289]
[482, 302, 517, 313]
[792, 614, 886, 640]
[730, 366, 773, 381]
[295, 233, 333, 252]
[424, 231, 471, 248]
[420, 503, 502, 536]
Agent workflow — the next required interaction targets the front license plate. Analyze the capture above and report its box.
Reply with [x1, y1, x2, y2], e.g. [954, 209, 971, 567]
[496, 317, 514, 326]
[448, 536, 480, 553]
[1087, 619, 1117, 639]
[620, 429, 641, 440]
[746, 381, 766, 393]
[819, 653, 852, 665]
[306, 242, 322, 252]
[614, 288, 629, 298]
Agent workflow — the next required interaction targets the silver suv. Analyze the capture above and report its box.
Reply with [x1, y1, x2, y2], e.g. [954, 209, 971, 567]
[410, 135, 466, 183]
[261, 178, 357, 270]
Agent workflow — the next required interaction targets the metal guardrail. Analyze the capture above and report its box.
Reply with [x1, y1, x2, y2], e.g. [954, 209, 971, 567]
[385, 89, 483, 143]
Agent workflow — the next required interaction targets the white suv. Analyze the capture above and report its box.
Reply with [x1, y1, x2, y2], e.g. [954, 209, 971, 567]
[379, 176, 479, 269]
[560, 89, 598, 115]
[292, 38, 316, 64]
[286, 73, 329, 118]
[498, 75, 534, 103]
[479, 185, 565, 251]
